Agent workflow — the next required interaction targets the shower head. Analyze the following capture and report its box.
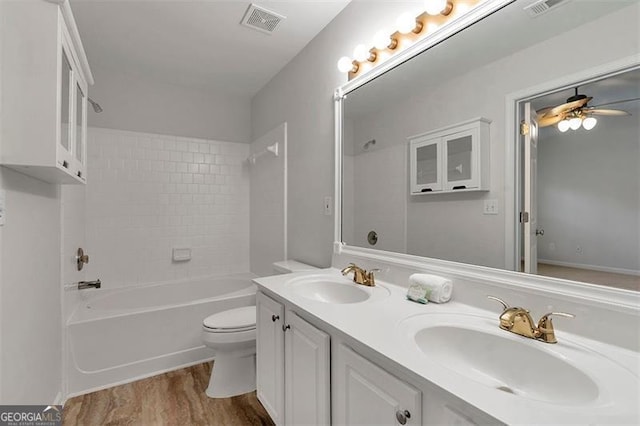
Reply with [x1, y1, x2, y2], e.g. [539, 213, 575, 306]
[363, 139, 376, 150]
[88, 97, 103, 113]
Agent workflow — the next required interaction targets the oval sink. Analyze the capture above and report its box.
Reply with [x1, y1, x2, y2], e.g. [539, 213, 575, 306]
[286, 275, 390, 304]
[414, 325, 599, 405]
[397, 313, 622, 406]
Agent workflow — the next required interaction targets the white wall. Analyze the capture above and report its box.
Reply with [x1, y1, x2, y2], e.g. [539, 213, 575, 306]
[537, 118, 640, 273]
[251, 2, 425, 267]
[253, 1, 640, 268]
[87, 65, 252, 143]
[82, 127, 250, 288]
[249, 124, 287, 276]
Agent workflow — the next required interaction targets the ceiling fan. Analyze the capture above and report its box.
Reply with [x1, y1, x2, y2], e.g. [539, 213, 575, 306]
[536, 87, 634, 132]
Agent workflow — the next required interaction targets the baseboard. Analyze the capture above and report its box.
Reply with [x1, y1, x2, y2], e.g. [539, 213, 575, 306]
[538, 259, 640, 276]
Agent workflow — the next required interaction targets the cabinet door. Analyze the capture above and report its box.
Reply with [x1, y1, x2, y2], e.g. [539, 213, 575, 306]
[256, 292, 285, 425]
[57, 46, 74, 170]
[334, 343, 421, 426]
[410, 138, 442, 193]
[443, 128, 479, 190]
[72, 76, 88, 181]
[284, 310, 330, 426]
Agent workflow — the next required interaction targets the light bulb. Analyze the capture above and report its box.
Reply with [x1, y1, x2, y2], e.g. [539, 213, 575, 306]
[557, 120, 570, 132]
[373, 29, 392, 50]
[353, 44, 370, 62]
[337, 56, 355, 73]
[425, 0, 447, 15]
[582, 116, 597, 130]
[569, 117, 582, 130]
[397, 12, 417, 34]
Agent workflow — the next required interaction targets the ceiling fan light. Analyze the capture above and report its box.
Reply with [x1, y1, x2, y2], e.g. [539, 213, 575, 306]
[557, 120, 570, 132]
[582, 116, 598, 130]
[569, 117, 582, 130]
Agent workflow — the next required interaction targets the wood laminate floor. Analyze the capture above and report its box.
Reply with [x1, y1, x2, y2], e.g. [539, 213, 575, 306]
[63, 362, 274, 426]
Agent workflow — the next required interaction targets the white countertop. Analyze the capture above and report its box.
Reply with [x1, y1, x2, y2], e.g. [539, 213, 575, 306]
[254, 268, 640, 425]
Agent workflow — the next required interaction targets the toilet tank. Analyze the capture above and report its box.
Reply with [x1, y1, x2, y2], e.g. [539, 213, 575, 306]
[272, 260, 318, 274]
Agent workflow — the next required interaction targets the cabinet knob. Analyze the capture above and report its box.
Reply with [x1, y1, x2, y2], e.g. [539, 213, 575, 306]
[282, 324, 290, 332]
[272, 314, 280, 322]
[395, 410, 411, 425]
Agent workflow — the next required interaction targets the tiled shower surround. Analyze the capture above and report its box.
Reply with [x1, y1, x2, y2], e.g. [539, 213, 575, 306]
[83, 127, 250, 288]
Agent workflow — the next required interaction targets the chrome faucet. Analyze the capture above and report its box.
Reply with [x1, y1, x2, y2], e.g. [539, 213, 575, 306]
[487, 296, 574, 344]
[341, 263, 378, 286]
[78, 279, 101, 290]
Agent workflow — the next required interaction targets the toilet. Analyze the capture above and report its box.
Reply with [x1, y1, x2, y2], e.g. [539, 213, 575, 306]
[201, 260, 318, 398]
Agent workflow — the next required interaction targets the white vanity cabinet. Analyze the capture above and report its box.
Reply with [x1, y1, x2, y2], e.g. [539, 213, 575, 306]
[333, 343, 422, 426]
[1, 0, 92, 184]
[410, 118, 490, 194]
[256, 292, 330, 426]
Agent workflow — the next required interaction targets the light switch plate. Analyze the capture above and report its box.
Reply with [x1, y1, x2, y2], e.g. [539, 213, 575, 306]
[483, 199, 499, 215]
[324, 196, 332, 216]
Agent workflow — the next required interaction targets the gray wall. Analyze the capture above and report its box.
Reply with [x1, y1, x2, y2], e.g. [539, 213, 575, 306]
[253, 1, 640, 268]
[88, 65, 252, 143]
[538, 118, 640, 273]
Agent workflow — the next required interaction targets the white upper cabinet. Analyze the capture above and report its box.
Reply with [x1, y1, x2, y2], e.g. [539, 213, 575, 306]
[409, 118, 490, 194]
[1, 0, 93, 184]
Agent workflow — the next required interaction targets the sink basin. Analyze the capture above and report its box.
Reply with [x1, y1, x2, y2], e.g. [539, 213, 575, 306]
[397, 313, 632, 406]
[286, 275, 390, 304]
[415, 324, 598, 404]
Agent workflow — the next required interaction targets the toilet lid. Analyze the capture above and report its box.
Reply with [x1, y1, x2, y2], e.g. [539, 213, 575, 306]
[203, 306, 256, 331]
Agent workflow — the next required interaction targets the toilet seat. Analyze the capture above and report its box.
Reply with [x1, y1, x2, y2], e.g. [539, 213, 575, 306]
[203, 306, 256, 333]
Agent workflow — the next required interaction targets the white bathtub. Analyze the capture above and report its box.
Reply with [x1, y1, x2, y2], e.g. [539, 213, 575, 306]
[66, 273, 256, 397]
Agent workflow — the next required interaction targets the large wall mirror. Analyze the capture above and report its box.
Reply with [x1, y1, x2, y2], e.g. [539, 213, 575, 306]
[338, 0, 639, 291]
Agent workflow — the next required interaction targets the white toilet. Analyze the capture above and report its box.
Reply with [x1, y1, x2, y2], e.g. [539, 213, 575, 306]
[201, 260, 318, 398]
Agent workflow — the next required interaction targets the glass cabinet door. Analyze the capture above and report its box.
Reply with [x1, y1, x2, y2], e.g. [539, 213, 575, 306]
[410, 138, 442, 193]
[58, 50, 73, 168]
[444, 129, 478, 190]
[74, 81, 87, 179]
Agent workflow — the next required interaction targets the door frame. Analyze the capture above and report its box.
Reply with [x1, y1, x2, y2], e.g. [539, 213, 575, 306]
[504, 54, 640, 271]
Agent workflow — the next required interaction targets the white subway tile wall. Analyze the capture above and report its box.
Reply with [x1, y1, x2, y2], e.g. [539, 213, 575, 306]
[83, 128, 250, 288]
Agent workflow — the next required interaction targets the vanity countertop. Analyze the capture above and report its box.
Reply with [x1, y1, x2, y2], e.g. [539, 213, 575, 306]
[254, 268, 640, 425]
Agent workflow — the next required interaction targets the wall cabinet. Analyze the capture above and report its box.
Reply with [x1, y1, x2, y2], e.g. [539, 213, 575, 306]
[256, 292, 330, 426]
[1, 0, 92, 184]
[333, 343, 422, 426]
[409, 118, 490, 194]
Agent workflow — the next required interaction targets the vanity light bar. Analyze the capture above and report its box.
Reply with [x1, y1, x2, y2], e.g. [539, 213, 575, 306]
[337, 0, 483, 80]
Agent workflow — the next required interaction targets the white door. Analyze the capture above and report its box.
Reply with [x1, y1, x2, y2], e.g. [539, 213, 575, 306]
[284, 310, 330, 426]
[256, 292, 285, 425]
[523, 102, 539, 274]
[333, 343, 421, 426]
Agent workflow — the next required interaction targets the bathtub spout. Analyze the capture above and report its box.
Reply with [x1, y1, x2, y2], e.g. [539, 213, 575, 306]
[78, 279, 101, 290]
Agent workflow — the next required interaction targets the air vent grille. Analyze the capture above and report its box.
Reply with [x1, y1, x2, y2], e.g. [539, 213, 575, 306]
[241, 4, 286, 35]
[524, 0, 567, 17]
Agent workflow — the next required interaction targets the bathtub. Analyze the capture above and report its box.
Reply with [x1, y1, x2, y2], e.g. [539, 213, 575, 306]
[66, 273, 256, 397]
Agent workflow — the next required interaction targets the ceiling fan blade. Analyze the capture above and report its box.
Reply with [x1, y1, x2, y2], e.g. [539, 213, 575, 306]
[536, 106, 555, 117]
[591, 97, 640, 108]
[538, 114, 564, 127]
[584, 108, 631, 116]
[547, 97, 592, 117]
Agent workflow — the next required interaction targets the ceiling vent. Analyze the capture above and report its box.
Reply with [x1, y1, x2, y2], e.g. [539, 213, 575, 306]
[523, 0, 568, 18]
[241, 4, 286, 35]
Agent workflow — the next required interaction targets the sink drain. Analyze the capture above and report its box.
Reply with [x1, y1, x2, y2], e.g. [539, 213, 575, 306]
[496, 385, 516, 395]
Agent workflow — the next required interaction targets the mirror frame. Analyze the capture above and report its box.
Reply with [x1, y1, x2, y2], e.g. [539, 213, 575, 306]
[333, 0, 640, 288]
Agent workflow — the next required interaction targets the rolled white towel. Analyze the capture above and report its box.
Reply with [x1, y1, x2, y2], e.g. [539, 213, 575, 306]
[408, 273, 453, 303]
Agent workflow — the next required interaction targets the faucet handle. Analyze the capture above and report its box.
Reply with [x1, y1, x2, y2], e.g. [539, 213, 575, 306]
[537, 312, 575, 343]
[487, 295, 509, 310]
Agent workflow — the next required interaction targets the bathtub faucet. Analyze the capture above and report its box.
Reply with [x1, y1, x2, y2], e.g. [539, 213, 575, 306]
[78, 279, 101, 290]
